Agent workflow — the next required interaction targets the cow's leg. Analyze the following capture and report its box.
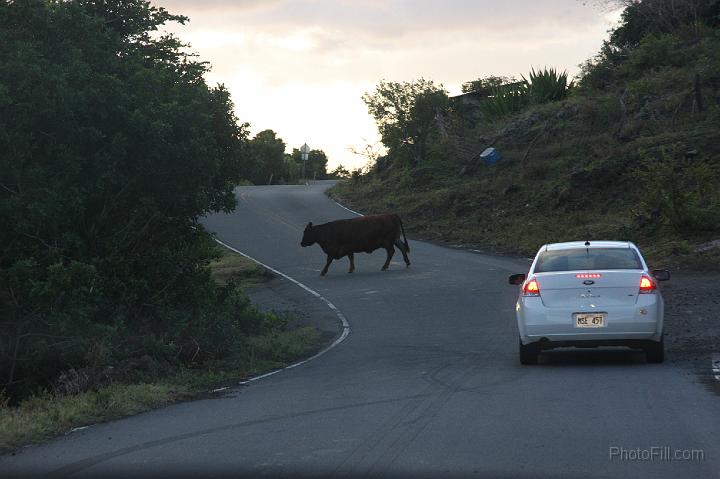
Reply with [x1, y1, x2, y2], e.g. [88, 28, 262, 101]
[320, 255, 333, 276]
[348, 252, 355, 273]
[395, 239, 411, 266]
[382, 245, 395, 271]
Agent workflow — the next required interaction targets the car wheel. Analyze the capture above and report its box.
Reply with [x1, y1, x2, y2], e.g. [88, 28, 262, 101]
[644, 336, 664, 364]
[519, 338, 540, 365]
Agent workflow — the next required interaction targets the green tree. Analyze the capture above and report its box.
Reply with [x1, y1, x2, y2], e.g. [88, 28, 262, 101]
[0, 0, 253, 400]
[291, 148, 329, 180]
[283, 153, 302, 183]
[248, 130, 287, 184]
[328, 164, 350, 179]
[461, 75, 518, 95]
[362, 79, 449, 167]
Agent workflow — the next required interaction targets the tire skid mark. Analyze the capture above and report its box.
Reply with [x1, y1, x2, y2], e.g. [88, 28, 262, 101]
[332, 363, 473, 478]
[331, 363, 454, 477]
[370, 364, 477, 475]
[46, 393, 434, 478]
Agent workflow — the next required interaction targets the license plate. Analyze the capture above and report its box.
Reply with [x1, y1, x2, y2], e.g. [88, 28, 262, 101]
[574, 312, 606, 328]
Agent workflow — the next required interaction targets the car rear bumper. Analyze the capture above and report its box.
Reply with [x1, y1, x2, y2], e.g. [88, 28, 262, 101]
[517, 295, 664, 345]
[529, 338, 662, 350]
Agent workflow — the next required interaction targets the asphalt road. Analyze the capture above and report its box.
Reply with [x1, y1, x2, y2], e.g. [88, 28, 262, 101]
[2, 181, 719, 478]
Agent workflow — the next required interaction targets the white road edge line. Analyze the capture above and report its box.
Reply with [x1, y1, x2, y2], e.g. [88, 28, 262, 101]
[212, 237, 351, 385]
[332, 200, 363, 217]
[712, 354, 720, 381]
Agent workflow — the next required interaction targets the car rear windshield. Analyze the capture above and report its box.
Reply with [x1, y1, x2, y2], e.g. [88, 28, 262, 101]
[534, 248, 643, 273]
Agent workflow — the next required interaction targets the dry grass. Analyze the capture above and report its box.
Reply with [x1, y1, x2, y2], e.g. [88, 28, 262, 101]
[209, 246, 271, 286]
[0, 383, 180, 451]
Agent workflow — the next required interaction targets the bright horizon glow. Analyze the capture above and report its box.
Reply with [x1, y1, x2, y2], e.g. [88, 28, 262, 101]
[161, 1, 623, 170]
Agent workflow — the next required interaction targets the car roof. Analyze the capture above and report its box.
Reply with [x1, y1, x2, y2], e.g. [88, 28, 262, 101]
[541, 241, 635, 251]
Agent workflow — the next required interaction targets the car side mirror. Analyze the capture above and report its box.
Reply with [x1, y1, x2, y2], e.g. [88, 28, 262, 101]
[652, 269, 670, 281]
[508, 273, 526, 285]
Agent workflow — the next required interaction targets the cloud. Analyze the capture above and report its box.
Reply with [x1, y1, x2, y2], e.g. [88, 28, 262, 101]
[157, 0, 622, 169]
[161, 0, 279, 14]
[162, 0, 609, 39]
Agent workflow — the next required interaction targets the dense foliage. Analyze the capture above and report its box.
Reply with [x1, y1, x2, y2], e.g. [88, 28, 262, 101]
[241, 130, 329, 184]
[246, 129, 287, 184]
[579, 0, 720, 89]
[460, 75, 517, 95]
[362, 79, 449, 167]
[0, 0, 276, 402]
[610, 0, 720, 51]
[290, 147, 328, 181]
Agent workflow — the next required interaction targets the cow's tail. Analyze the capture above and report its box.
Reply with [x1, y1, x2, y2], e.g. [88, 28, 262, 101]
[399, 217, 410, 253]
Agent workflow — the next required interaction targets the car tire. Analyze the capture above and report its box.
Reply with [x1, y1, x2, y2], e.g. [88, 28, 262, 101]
[644, 336, 664, 364]
[519, 338, 540, 365]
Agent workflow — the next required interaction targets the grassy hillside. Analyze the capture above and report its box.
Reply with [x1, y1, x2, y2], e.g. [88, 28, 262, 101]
[332, 28, 720, 270]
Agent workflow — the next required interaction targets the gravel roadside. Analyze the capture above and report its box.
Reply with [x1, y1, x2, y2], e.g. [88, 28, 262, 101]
[662, 271, 720, 394]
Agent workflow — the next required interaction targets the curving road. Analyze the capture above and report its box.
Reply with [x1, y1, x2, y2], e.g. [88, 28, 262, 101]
[2, 182, 719, 478]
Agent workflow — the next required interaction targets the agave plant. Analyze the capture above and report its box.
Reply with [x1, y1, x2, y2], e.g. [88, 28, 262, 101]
[523, 67, 573, 104]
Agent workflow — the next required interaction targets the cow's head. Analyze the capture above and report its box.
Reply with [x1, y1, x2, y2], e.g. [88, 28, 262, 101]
[300, 222, 315, 247]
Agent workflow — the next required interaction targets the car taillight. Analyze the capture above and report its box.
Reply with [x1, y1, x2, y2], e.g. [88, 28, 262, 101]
[639, 275, 656, 294]
[523, 278, 540, 296]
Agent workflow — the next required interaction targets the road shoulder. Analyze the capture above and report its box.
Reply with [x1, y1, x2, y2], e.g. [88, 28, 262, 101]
[662, 271, 720, 395]
[246, 275, 342, 350]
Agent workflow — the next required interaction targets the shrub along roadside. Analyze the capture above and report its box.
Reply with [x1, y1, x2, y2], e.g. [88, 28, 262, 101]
[0, 247, 322, 453]
[0, 0, 264, 404]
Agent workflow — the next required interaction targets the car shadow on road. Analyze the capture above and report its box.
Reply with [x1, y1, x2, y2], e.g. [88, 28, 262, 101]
[539, 348, 647, 366]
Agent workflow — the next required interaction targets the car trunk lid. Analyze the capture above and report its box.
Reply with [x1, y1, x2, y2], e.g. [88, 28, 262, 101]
[535, 271, 643, 308]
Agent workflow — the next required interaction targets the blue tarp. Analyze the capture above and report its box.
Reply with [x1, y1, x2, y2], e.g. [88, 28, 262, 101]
[480, 147, 501, 165]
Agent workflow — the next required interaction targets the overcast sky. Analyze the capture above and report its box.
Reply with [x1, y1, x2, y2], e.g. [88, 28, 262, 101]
[160, 0, 622, 170]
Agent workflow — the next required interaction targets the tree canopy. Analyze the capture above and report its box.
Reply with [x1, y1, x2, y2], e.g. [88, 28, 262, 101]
[291, 148, 329, 180]
[362, 79, 449, 167]
[460, 75, 518, 95]
[247, 129, 287, 184]
[0, 0, 254, 400]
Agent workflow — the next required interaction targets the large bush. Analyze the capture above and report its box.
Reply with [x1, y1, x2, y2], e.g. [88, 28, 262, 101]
[609, 0, 720, 51]
[0, 0, 257, 401]
[578, 0, 720, 89]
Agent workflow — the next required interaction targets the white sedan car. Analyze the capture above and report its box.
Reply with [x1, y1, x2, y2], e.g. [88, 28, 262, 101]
[509, 241, 670, 365]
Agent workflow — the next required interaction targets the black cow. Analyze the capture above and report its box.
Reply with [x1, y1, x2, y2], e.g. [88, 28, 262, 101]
[300, 214, 410, 276]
